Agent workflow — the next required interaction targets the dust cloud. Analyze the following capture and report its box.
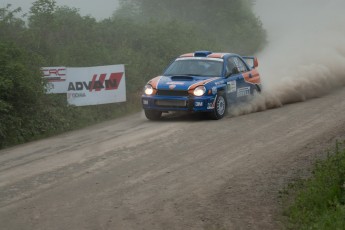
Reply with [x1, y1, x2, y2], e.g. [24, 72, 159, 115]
[230, 0, 345, 116]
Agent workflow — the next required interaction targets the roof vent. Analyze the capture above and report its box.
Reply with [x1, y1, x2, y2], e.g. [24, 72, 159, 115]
[194, 51, 212, 57]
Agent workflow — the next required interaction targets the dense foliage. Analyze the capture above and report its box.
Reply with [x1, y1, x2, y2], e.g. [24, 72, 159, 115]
[0, 0, 266, 148]
[118, 0, 266, 53]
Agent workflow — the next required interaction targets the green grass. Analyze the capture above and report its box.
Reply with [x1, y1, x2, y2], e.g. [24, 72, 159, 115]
[283, 141, 345, 229]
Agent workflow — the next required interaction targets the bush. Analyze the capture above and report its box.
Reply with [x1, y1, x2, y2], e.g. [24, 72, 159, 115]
[0, 42, 45, 146]
[285, 141, 345, 229]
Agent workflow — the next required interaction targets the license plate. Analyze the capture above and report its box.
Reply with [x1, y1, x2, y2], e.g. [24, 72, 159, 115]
[155, 100, 186, 107]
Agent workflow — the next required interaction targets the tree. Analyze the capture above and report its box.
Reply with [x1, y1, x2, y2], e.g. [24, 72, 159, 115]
[117, 0, 266, 53]
[28, 0, 57, 55]
[29, 0, 56, 26]
[0, 4, 26, 43]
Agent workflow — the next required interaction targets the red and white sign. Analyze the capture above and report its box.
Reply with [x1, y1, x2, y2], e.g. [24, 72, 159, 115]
[42, 67, 67, 94]
[66, 65, 126, 106]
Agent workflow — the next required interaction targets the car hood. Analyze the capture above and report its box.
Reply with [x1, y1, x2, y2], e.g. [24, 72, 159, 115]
[149, 75, 221, 91]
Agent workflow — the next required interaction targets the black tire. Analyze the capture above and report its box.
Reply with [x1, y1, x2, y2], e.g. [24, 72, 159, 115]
[144, 110, 162, 120]
[209, 93, 227, 120]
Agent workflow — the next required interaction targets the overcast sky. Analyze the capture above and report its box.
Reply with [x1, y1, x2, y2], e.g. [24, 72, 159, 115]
[1, 0, 119, 20]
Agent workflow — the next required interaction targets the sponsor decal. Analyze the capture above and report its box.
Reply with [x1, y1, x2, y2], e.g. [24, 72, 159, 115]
[42, 67, 67, 82]
[215, 80, 225, 85]
[237, 87, 250, 97]
[227, 81, 237, 93]
[207, 96, 217, 109]
[67, 92, 86, 99]
[67, 72, 123, 92]
[169, 84, 176, 90]
[67, 64, 126, 106]
[207, 102, 214, 109]
[212, 86, 217, 95]
[42, 66, 68, 94]
[195, 101, 203, 107]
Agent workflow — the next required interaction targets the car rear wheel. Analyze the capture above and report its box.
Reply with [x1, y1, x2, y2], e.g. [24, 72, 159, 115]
[209, 93, 227, 120]
[253, 85, 261, 95]
[144, 110, 162, 120]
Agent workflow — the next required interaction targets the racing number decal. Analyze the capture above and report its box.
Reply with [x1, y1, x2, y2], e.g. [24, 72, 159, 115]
[237, 87, 250, 97]
[227, 81, 237, 93]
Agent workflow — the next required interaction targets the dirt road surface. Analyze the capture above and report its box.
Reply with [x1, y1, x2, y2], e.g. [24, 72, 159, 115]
[1, 88, 345, 230]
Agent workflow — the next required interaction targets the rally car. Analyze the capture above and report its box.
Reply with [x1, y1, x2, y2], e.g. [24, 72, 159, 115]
[142, 51, 261, 120]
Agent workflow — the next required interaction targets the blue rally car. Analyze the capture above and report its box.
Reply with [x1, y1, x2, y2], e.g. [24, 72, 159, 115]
[142, 51, 261, 120]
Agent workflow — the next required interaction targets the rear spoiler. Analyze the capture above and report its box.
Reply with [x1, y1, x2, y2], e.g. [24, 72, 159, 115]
[242, 56, 259, 69]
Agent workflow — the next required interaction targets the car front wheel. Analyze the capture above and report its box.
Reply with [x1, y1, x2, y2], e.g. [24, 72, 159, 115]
[209, 93, 227, 120]
[144, 110, 162, 120]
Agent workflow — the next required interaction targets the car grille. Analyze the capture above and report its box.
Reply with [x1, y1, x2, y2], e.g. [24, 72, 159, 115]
[156, 90, 189, 97]
[155, 100, 187, 107]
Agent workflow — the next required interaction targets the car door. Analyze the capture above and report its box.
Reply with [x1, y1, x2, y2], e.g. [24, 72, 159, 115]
[225, 56, 250, 103]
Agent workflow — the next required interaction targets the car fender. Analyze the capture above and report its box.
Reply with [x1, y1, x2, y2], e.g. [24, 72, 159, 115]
[208, 79, 227, 95]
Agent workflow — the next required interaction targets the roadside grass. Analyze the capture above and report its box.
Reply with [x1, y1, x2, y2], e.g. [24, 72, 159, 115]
[282, 141, 345, 229]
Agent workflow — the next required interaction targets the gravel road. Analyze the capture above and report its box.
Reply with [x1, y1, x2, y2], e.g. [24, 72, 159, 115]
[1, 88, 345, 230]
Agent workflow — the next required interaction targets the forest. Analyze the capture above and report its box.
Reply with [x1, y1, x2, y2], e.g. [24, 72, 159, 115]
[0, 0, 266, 148]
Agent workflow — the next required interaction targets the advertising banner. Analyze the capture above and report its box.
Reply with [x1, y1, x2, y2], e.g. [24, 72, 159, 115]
[66, 65, 126, 106]
[42, 67, 68, 94]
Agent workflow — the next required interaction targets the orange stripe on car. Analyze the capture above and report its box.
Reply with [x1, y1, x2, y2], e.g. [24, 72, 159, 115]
[188, 77, 220, 90]
[242, 69, 261, 84]
[180, 53, 195, 57]
[207, 53, 226, 58]
[148, 76, 162, 89]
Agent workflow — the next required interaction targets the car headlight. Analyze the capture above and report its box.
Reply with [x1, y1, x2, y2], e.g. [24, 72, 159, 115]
[144, 85, 154, 95]
[193, 86, 206, 96]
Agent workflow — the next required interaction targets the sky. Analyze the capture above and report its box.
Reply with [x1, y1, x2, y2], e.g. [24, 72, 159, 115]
[1, 0, 119, 20]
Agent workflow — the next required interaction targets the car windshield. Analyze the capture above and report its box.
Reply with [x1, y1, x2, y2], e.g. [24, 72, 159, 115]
[164, 59, 223, 77]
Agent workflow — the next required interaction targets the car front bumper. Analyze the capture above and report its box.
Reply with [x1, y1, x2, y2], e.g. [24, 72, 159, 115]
[142, 95, 217, 112]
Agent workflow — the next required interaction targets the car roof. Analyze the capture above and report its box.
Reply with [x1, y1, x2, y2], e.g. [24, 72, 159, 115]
[179, 51, 237, 59]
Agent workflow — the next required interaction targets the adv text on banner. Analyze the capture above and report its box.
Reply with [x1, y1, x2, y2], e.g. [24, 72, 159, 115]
[67, 65, 126, 106]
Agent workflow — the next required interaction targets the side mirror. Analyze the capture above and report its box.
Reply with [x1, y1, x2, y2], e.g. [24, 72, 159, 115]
[226, 67, 240, 77]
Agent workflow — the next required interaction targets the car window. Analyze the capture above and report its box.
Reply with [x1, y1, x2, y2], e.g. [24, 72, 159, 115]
[226, 58, 237, 74]
[233, 57, 248, 72]
[164, 59, 223, 77]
